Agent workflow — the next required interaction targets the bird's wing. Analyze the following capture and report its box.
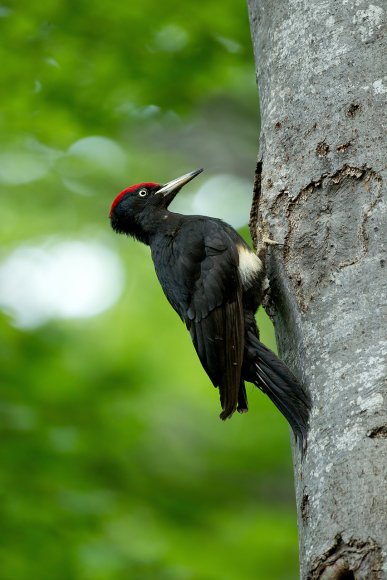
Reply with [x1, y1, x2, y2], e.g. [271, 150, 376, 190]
[183, 227, 245, 419]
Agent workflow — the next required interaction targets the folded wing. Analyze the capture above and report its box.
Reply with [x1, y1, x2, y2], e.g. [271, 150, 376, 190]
[183, 228, 245, 419]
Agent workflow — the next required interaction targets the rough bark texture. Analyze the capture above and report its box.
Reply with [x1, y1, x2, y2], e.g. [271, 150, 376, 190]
[247, 1, 386, 578]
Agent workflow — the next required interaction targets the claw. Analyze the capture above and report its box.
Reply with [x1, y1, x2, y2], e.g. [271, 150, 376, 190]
[262, 237, 284, 249]
[262, 236, 280, 246]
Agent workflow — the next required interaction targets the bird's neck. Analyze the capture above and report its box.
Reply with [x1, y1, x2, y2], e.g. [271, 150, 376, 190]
[129, 210, 182, 245]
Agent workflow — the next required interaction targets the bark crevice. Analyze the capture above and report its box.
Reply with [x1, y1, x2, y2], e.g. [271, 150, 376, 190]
[308, 534, 384, 580]
[276, 165, 383, 312]
[249, 158, 263, 249]
[367, 425, 387, 439]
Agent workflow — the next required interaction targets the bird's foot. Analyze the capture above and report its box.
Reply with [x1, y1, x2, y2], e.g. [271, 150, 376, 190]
[257, 232, 284, 262]
[261, 236, 283, 247]
[257, 225, 284, 260]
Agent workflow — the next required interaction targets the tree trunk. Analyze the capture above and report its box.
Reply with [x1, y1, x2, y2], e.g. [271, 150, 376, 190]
[246, 1, 386, 578]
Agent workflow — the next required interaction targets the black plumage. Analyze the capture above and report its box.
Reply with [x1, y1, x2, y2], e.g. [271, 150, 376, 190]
[110, 169, 310, 449]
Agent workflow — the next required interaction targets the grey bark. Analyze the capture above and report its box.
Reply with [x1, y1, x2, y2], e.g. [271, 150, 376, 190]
[247, 1, 386, 578]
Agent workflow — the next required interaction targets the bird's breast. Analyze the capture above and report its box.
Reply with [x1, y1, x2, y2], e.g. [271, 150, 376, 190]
[237, 245, 263, 287]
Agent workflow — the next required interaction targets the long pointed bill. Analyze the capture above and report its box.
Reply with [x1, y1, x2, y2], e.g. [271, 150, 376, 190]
[157, 168, 203, 206]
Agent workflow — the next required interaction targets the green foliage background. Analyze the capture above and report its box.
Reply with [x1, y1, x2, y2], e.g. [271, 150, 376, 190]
[0, 1, 299, 578]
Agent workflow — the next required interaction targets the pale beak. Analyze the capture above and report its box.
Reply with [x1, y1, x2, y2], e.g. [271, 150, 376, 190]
[157, 168, 204, 205]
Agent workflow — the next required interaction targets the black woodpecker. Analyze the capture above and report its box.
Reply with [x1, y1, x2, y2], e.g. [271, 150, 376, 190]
[110, 169, 310, 449]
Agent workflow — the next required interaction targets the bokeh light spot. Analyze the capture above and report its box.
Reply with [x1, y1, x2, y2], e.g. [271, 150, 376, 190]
[57, 136, 127, 182]
[192, 174, 252, 228]
[154, 25, 189, 52]
[0, 150, 50, 185]
[0, 239, 125, 328]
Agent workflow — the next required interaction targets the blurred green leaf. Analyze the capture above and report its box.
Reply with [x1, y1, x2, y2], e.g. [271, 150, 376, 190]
[0, 2, 299, 579]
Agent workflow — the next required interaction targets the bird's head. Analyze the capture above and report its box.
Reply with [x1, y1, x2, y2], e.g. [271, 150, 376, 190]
[110, 168, 203, 242]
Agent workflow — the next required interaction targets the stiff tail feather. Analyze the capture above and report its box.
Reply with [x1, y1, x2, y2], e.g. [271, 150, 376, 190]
[253, 341, 311, 452]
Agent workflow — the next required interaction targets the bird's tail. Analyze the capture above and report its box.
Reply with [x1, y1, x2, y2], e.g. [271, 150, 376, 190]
[247, 337, 311, 453]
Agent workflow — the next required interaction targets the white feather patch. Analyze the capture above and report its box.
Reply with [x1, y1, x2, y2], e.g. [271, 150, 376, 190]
[237, 245, 263, 286]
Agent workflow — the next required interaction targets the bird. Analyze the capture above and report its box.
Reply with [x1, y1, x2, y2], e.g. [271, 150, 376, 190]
[110, 168, 310, 450]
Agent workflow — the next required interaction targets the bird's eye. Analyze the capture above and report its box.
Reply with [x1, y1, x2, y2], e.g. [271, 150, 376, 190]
[138, 188, 148, 197]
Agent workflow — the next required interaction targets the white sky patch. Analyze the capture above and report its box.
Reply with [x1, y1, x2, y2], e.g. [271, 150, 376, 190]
[188, 174, 252, 229]
[0, 239, 124, 328]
